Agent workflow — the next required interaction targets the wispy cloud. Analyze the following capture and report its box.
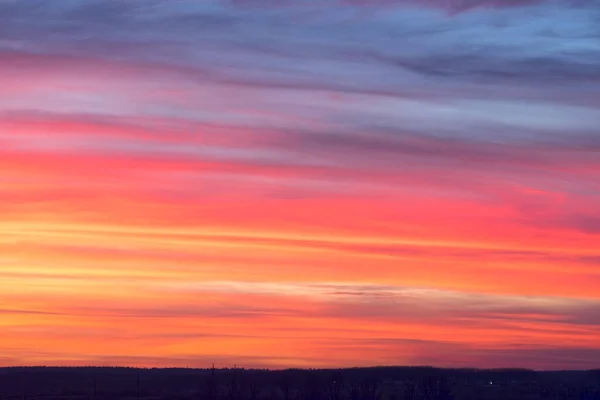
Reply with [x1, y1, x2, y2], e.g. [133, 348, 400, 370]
[0, 0, 598, 369]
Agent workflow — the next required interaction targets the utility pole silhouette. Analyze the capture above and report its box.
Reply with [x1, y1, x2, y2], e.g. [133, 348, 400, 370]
[206, 363, 217, 400]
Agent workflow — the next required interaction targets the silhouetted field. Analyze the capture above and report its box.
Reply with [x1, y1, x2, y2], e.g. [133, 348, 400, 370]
[0, 366, 599, 400]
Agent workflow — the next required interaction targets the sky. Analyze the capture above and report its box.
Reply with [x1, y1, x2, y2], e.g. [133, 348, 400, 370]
[1, 0, 599, 371]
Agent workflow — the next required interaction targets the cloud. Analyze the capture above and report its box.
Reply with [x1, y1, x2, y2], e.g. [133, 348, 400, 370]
[1, 0, 599, 88]
[560, 214, 600, 234]
[1, 0, 599, 370]
[154, 280, 600, 328]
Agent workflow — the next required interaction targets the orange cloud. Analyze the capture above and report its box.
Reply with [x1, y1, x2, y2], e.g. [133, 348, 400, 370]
[1, 43, 599, 370]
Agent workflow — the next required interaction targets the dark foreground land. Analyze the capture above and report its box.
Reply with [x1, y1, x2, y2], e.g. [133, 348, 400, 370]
[1, 366, 599, 400]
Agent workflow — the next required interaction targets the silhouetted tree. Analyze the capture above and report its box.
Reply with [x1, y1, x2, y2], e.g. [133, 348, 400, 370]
[300, 372, 324, 400]
[327, 371, 345, 400]
[402, 380, 417, 400]
[238, 371, 260, 400]
[360, 377, 381, 400]
[278, 374, 297, 400]
[204, 364, 218, 400]
[228, 366, 240, 400]
[349, 381, 361, 400]
[420, 376, 454, 400]
[246, 379, 260, 400]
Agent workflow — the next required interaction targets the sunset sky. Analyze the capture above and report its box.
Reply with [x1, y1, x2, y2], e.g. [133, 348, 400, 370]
[1, 0, 600, 370]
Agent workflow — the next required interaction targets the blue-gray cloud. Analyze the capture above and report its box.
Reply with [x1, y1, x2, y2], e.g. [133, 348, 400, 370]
[1, 0, 599, 86]
[1, 0, 599, 157]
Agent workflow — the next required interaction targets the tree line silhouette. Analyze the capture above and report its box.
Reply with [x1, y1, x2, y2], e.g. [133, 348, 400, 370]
[0, 366, 598, 400]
